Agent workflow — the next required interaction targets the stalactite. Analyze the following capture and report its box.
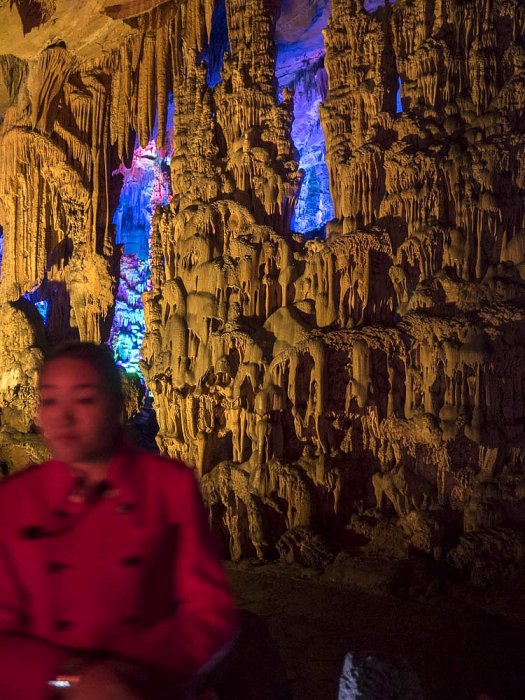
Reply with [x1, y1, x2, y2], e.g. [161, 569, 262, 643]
[155, 22, 170, 149]
[137, 32, 156, 149]
[2, 0, 525, 579]
[27, 46, 74, 134]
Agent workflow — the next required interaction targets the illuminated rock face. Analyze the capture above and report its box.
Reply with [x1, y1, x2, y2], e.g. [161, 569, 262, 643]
[275, 0, 334, 234]
[0, 0, 214, 461]
[110, 133, 172, 373]
[2, 0, 525, 579]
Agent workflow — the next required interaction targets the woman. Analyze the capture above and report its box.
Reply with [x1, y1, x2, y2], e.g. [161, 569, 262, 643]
[0, 342, 238, 699]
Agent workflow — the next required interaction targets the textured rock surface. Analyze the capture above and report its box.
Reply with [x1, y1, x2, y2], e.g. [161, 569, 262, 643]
[2, 0, 525, 583]
[0, 0, 214, 463]
[338, 651, 424, 700]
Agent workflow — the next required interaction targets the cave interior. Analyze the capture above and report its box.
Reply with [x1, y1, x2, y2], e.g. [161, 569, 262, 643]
[2, 0, 525, 698]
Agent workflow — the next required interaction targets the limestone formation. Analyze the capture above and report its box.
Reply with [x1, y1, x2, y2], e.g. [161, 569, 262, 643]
[1, 0, 525, 584]
[0, 299, 49, 470]
[0, 0, 214, 462]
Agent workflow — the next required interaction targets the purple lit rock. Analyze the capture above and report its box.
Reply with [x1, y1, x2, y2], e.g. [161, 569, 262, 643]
[276, 0, 330, 49]
[110, 254, 150, 374]
[113, 139, 171, 260]
[276, 0, 334, 234]
[110, 133, 173, 373]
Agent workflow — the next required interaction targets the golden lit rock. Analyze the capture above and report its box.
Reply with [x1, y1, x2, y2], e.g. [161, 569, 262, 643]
[1, 0, 525, 581]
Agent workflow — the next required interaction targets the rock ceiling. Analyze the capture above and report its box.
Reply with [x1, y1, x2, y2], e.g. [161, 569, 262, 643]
[1, 0, 525, 585]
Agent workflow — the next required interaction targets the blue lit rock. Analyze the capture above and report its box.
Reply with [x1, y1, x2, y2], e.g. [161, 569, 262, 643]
[276, 0, 334, 234]
[110, 134, 172, 374]
[338, 652, 424, 700]
[110, 254, 151, 374]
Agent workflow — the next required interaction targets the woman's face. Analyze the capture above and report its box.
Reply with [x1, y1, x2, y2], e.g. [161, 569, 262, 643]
[38, 357, 120, 466]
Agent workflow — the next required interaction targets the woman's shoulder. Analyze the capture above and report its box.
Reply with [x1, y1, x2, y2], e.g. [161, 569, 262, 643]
[0, 460, 56, 521]
[129, 447, 196, 485]
[128, 448, 200, 516]
[0, 460, 53, 493]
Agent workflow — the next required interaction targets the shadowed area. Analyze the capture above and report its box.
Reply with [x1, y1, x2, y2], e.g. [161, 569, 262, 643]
[228, 562, 525, 700]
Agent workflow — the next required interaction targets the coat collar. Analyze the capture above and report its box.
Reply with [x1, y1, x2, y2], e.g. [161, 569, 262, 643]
[47, 442, 139, 512]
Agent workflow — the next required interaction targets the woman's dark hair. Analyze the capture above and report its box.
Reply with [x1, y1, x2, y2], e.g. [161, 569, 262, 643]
[42, 342, 124, 407]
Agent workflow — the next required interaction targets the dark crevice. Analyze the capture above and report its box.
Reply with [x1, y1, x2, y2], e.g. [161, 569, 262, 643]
[200, 0, 230, 88]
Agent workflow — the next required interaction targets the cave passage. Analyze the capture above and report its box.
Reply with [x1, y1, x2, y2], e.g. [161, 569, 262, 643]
[276, 1, 334, 236]
[109, 106, 173, 374]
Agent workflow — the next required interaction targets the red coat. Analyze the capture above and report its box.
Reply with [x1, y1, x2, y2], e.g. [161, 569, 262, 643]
[0, 446, 238, 699]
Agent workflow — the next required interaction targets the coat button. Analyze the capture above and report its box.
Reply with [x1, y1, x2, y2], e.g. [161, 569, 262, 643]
[46, 561, 68, 574]
[21, 525, 45, 539]
[54, 620, 73, 632]
[122, 555, 142, 567]
[116, 503, 135, 514]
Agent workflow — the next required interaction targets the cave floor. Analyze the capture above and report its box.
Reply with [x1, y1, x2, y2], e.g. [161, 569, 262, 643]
[225, 560, 525, 700]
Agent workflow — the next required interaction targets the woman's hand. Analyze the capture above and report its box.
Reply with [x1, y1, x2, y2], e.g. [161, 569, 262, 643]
[66, 661, 144, 700]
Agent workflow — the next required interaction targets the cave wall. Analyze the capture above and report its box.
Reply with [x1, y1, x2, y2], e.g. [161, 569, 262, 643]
[0, 0, 216, 465]
[2, 0, 525, 581]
